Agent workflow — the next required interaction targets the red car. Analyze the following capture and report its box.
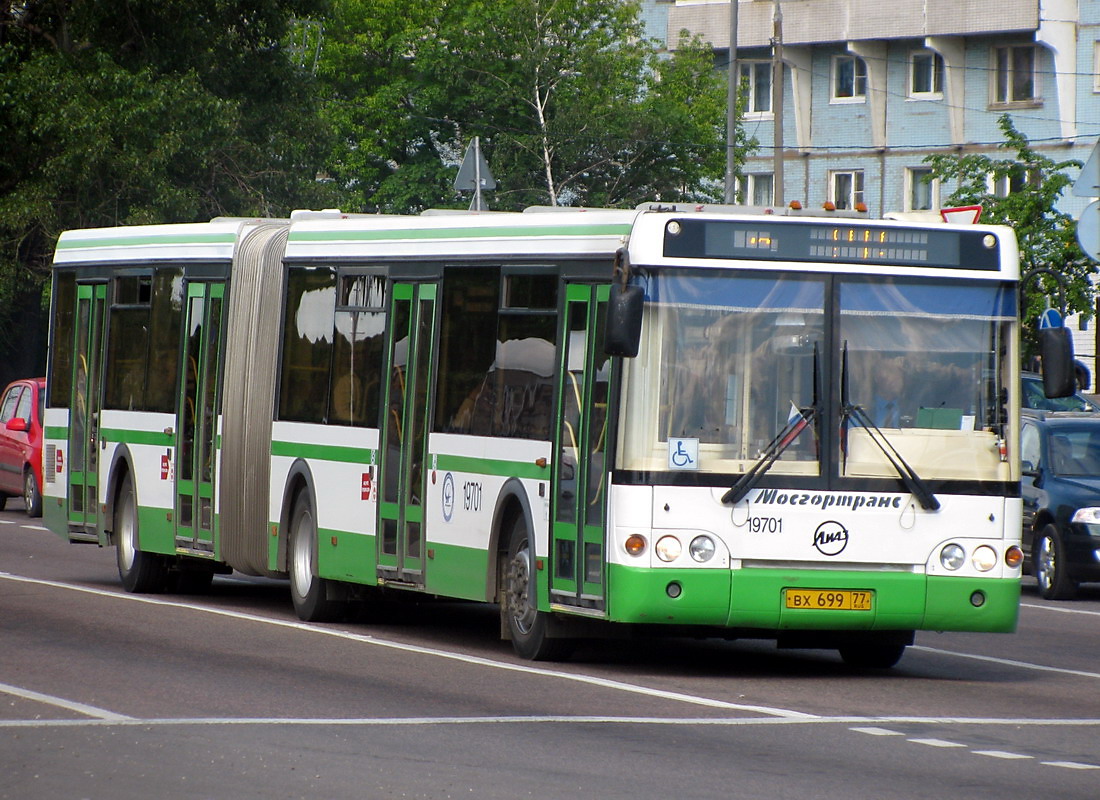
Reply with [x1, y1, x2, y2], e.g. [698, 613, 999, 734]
[0, 377, 45, 517]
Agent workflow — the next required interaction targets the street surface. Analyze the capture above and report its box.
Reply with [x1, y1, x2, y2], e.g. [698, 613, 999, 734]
[2, 500, 1098, 799]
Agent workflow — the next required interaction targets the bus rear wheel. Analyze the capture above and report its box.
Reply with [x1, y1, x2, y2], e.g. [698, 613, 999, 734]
[503, 515, 573, 662]
[838, 642, 907, 669]
[115, 474, 169, 593]
[288, 492, 345, 622]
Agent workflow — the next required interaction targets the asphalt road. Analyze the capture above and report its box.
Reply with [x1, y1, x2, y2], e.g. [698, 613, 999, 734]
[2, 501, 1099, 799]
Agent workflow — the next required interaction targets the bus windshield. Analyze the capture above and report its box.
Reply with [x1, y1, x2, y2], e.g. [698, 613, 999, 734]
[617, 270, 1016, 483]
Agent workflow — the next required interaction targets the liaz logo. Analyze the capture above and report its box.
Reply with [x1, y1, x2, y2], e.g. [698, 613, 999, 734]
[812, 521, 849, 556]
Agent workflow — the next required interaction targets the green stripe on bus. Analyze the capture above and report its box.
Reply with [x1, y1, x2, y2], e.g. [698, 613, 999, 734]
[45, 426, 68, 439]
[271, 440, 375, 464]
[100, 428, 175, 447]
[434, 453, 549, 480]
[289, 223, 632, 243]
[57, 233, 237, 249]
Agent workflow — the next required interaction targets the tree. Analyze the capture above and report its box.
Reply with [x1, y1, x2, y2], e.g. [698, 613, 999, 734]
[317, 0, 740, 212]
[0, 0, 337, 380]
[924, 115, 1097, 336]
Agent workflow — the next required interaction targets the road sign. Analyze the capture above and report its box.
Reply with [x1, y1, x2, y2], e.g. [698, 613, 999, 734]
[454, 137, 496, 192]
[1072, 140, 1100, 197]
[1039, 307, 1063, 329]
[1077, 200, 1100, 262]
[940, 205, 982, 224]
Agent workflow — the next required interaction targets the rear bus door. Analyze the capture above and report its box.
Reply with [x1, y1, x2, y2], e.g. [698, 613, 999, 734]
[549, 283, 612, 612]
[68, 283, 107, 533]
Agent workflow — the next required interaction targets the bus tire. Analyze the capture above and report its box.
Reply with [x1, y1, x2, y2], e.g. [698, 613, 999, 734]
[839, 642, 907, 669]
[23, 469, 42, 518]
[115, 474, 169, 593]
[503, 515, 573, 662]
[1035, 525, 1078, 600]
[288, 492, 345, 622]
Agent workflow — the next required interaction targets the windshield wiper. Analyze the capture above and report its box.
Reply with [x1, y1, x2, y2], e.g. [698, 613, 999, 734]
[721, 344, 819, 506]
[840, 344, 940, 511]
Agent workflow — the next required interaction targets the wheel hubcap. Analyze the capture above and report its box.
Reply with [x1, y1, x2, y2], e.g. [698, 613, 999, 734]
[507, 542, 536, 635]
[291, 511, 314, 598]
[1037, 536, 1056, 590]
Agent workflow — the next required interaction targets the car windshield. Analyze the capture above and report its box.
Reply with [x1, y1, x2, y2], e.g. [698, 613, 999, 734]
[1023, 377, 1099, 412]
[1047, 427, 1100, 476]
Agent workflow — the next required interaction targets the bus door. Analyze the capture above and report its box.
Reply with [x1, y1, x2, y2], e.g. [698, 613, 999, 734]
[68, 283, 107, 533]
[175, 281, 225, 552]
[378, 283, 437, 585]
[550, 283, 611, 612]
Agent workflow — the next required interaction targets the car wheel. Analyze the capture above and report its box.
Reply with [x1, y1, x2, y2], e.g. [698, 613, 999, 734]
[23, 469, 42, 518]
[1035, 524, 1078, 600]
[0, 493, 7, 511]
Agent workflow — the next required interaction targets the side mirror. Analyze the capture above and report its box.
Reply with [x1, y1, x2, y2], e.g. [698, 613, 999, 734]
[1040, 326, 1076, 399]
[1021, 459, 1038, 476]
[5, 417, 28, 433]
[604, 283, 644, 358]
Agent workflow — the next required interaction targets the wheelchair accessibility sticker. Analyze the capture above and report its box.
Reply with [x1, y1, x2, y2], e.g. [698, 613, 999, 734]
[668, 438, 699, 470]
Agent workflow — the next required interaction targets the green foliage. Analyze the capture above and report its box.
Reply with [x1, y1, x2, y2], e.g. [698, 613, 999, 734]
[924, 115, 1097, 335]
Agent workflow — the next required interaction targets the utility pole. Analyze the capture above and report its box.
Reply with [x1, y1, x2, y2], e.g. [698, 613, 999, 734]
[771, 0, 784, 207]
[724, 0, 739, 203]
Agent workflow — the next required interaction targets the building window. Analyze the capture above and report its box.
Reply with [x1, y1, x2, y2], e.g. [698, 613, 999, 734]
[739, 61, 772, 115]
[832, 55, 867, 102]
[910, 50, 944, 97]
[989, 168, 1040, 198]
[748, 173, 774, 205]
[1094, 42, 1100, 93]
[992, 45, 1037, 104]
[907, 168, 938, 211]
[829, 170, 864, 210]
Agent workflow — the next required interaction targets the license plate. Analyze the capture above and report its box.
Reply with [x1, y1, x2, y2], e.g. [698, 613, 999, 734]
[784, 589, 873, 611]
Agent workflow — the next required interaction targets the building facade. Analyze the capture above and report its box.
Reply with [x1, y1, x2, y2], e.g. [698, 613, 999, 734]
[665, 0, 1100, 372]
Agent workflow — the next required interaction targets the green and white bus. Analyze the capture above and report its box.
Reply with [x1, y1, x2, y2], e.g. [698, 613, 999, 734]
[45, 205, 1033, 667]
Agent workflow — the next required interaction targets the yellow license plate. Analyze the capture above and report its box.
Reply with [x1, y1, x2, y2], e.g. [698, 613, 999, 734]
[784, 589, 873, 611]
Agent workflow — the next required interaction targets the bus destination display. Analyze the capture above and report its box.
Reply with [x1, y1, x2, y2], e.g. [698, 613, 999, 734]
[663, 217, 1000, 270]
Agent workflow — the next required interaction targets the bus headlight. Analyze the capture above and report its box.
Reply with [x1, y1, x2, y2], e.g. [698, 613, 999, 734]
[972, 545, 997, 572]
[940, 543, 965, 571]
[655, 536, 682, 562]
[689, 536, 716, 563]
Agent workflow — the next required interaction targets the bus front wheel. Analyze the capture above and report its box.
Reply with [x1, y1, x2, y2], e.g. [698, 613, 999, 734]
[288, 492, 345, 622]
[503, 515, 573, 662]
[115, 475, 168, 593]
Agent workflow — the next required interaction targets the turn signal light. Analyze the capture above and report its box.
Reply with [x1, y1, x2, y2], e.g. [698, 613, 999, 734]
[625, 534, 647, 557]
[1005, 545, 1023, 569]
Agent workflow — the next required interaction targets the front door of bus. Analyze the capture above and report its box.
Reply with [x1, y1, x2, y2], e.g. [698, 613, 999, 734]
[550, 284, 611, 612]
[175, 281, 224, 552]
[378, 283, 437, 585]
[68, 283, 107, 532]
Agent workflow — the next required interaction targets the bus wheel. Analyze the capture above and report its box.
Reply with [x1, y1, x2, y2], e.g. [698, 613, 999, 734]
[1035, 525, 1078, 600]
[503, 516, 573, 661]
[23, 470, 42, 518]
[288, 492, 345, 622]
[839, 642, 907, 669]
[115, 475, 168, 593]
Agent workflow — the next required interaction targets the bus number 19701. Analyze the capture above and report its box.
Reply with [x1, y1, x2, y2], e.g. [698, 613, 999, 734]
[749, 516, 782, 534]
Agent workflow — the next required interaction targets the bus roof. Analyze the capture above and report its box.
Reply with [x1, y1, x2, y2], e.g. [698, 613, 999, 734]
[283, 208, 640, 261]
[53, 219, 267, 264]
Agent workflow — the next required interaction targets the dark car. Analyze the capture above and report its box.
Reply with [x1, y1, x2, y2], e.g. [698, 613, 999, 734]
[1020, 408, 1100, 599]
[0, 377, 45, 517]
[1022, 371, 1100, 413]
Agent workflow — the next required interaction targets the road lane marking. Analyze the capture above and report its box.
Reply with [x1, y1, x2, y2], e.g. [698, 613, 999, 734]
[908, 737, 965, 748]
[0, 571, 813, 720]
[974, 750, 1032, 760]
[912, 645, 1100, 680]
[848, 726, 903, 736]
[1041, 761, 1100, 770]
[1021, 601, 1100, 617]
[0, 681, 133, 721]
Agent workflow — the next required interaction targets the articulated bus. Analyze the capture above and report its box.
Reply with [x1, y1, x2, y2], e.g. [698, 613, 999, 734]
[45, 205, 1030, 668]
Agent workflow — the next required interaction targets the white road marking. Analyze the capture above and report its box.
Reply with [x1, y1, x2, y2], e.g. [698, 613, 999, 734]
[1021, 601, 1100, 618]
[912, 645, 1100, 680]
[0, 681, 132, 721]
[973, 751, 1033, 760]
[908, 738, 965, 748]
[0, 571, 813, 719]
[1040, 761, 1100, 770]
[849, 726, 903, 736]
